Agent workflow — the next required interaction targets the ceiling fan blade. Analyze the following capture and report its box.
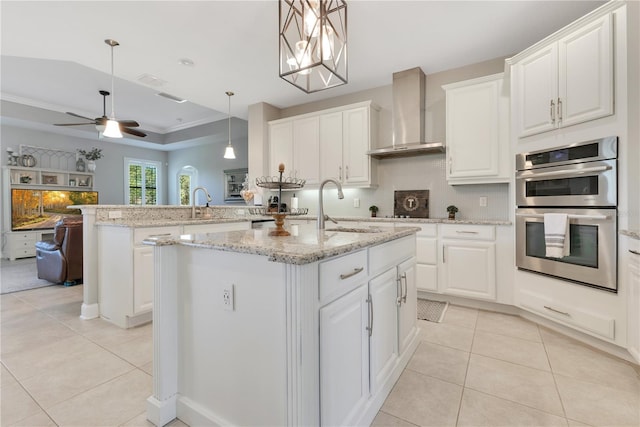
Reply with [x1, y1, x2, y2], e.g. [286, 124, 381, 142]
[118, 120, 140, 127]
[54, 122, 96, 126]
[65, 112, 96, 122]
[121, 127, 147, 138]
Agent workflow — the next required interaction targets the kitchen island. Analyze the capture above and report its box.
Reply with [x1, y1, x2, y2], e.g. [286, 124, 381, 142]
[144, 223, 420, 427]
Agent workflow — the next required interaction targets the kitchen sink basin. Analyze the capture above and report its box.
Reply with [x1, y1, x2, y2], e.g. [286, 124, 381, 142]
[325, 227, 386, 233]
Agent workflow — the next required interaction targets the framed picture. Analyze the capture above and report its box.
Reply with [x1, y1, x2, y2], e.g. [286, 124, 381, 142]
[43, 175, 58, 185]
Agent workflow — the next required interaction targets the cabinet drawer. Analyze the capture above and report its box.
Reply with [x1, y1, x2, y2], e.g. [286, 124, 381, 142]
[17, 247, 37, 257]
[319, 249, 368, 305]
[134, 226, 181, 245]
[369, 235, 415, 277]
[440, 224, 495, 241]
[519, 289, 615, 340]
[12, 233, 37, 244]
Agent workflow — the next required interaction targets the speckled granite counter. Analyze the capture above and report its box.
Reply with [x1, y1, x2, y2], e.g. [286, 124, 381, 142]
[621, 229, 640, 240]
[290, 215, 512, 226]
[95, 217, 250, 227]
[144, 223, 419, 264]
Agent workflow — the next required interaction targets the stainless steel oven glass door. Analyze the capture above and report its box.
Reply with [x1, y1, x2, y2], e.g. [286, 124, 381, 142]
[515, 159, 616, 207]
[516, 208, 617, 291]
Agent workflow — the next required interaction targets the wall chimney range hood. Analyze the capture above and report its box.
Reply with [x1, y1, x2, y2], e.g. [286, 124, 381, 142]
[367, 67, 444, 159]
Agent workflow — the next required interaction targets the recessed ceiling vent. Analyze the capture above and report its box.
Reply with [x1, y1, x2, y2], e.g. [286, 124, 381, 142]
[137, 73, 167, 87]
[156, 92, 188, 104]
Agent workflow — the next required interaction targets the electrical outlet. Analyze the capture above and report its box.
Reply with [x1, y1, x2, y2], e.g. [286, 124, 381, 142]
[479, 196, 488, 207]
[354, 198, 360, 208]
[108, 210, 122, 219]
[222, 285, 234, 311]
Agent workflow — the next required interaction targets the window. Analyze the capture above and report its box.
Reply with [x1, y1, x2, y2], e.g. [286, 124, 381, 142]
[177, 166, 197, 206]
[124, 158, 162, 205]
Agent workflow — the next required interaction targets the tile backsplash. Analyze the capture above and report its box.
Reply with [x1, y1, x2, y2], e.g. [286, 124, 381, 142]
[263, 153, 511, 221]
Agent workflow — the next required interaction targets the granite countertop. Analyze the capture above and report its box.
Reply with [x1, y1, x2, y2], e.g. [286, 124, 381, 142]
[620, 229, 640, 240]
[144, 224, 420, 265]
[95, 218, 251, 228]
[293, 215, 512, 226]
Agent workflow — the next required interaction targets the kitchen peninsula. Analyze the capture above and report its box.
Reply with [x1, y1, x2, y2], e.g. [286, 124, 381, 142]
[144, 223, 420, 427]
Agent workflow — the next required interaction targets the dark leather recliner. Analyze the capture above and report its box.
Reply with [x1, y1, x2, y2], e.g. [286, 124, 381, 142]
[35, 217, 83, 284]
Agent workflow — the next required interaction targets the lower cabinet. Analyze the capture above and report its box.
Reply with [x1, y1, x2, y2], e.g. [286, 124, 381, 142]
[625, 236, 640, 361]
[441, 240, 496, 300]
[132, 246, 154, 314]
[319, 236, 418, 426]
[320, 285, 370, 427]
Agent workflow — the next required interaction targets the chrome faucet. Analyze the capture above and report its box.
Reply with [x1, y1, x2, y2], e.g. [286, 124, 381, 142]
[318, 179, 344, 229]
[191, 186, 212, 219]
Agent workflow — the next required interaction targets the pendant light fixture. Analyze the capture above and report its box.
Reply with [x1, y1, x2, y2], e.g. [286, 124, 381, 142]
[223, 91, 236, 159]
[279, 0, 347, 93]
[103, 39, 123, 138]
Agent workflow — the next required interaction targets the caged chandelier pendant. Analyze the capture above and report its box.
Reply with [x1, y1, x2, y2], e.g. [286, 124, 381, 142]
[279, 0, 347, 93]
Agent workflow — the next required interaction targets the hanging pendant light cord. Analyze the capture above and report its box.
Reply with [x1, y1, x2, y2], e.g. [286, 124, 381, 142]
[227, 91, 233, 146]
[110, 43, 116, 119]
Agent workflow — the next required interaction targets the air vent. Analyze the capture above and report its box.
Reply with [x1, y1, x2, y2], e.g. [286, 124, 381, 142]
[157, 92, 188, 104]
[137, 73, 167, 87]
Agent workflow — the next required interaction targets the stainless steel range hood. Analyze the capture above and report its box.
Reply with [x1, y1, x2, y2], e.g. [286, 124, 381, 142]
[367, 67, 444, 159]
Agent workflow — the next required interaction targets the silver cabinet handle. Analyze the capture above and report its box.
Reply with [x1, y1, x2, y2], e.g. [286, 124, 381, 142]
[401, 272, 408, 303]
[630, 250, 640, 256]
[456, 230, 479, 234]
[396, 277, 402, 307]
[557, 98, 562, 121]
[544, 305, 570, 317]
[449, 156, 452, 175]
[149, 233, 172, 237]
[442, 246, 446, 263]
[366, 294, 373, 337]
[516, 165, 611, 179]
[515, 213, 608, 220]
[550, 99, 556, 124]
[339, 267, 364, 280]
[345, 165, 349, 180]
[338, 166, 342, 181]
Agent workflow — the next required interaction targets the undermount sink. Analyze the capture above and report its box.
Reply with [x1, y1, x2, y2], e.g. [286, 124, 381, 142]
[325, 227, 386, 233]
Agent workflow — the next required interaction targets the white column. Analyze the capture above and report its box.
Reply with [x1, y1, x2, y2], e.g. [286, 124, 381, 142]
[80, 207, 99, 319]
[147, 244, 179, 426]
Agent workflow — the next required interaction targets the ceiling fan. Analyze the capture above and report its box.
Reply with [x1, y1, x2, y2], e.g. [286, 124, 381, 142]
[54, 89, 147, 137]
[54, 39, 146, 138]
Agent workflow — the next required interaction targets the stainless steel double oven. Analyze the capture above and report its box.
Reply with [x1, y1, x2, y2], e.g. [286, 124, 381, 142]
[515, 137, 618, 292]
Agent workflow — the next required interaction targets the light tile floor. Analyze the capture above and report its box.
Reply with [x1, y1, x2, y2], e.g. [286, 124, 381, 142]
[2, 286, 639, 426]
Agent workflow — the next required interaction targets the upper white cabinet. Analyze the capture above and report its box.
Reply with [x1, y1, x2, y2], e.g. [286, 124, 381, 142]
[443, 73, 509, 185]
[511, 13, 613, 138]
[269, 101, 378, 188]
[268, 117, 320, 184]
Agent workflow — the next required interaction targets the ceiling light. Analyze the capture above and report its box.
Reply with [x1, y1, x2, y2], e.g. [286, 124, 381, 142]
[224, 91, 236, 160]
[279, 0, 347, 93]
[157, 92, 188, 103]
[178, 58, 195, 66]
[104, 39, 123, 138]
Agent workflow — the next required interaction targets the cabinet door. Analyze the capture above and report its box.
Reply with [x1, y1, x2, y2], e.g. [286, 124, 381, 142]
[293, 116, 320, 184]
[319, 111, 344, 182]
[514, 43, 558, 137]
[558, 14, 613, 127]
[269, 121, 294, 177]
[342, 107, 370, 185]
[368, 267, 399, 395]
[446, 76, 507, 182]
[628, 242, 640, 362]
[441, 241, 496, 300]
[320, 285, 369, 427]
[398, 257, 417, 355]
[133, 246, 154, 314]
[416, 236, 438, 292]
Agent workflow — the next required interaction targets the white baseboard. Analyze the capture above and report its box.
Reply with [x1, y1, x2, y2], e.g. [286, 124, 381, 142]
[80, 303, 99, 320]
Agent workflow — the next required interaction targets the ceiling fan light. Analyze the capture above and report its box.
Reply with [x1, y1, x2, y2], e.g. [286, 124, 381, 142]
[103, 119, 123, 138]
[224, 144, 236, 159]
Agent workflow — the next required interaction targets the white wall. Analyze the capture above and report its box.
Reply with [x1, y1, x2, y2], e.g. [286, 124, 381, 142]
[250, 56, 512, 221]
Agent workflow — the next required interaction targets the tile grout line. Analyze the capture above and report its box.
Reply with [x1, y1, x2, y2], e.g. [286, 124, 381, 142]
[537, 323, 570, 423]
[454, 308, 478, 427]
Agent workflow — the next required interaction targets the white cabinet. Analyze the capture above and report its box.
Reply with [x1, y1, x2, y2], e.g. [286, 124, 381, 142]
[368, 267, 399, 395]
[320, 285, 370, 427]
[132, 246, 154, 314]
[439, 224, 497, 301]
[626, 237, 640, 362]
[397, 257, 417, 355]
[511, 13, 613, 138]
[270, 101, 378, 188]
[5, 231, 38, 260]
[415, 224, 438, 292]
[268, 115, 320, 184]
[443, 73, 509, 184]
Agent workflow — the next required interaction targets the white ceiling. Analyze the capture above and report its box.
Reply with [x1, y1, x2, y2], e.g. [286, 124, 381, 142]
[1, 1, 606, 142]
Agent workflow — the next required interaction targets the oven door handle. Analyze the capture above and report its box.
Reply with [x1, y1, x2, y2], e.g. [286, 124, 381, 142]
[515, 213, 609, 220]
[517, 165, 611, 179]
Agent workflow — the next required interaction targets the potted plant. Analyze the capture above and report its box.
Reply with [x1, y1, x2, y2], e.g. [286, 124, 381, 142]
[369, 205, 379, 218]
[78, 148, 103, 172]
[446, 205, 458, 220]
